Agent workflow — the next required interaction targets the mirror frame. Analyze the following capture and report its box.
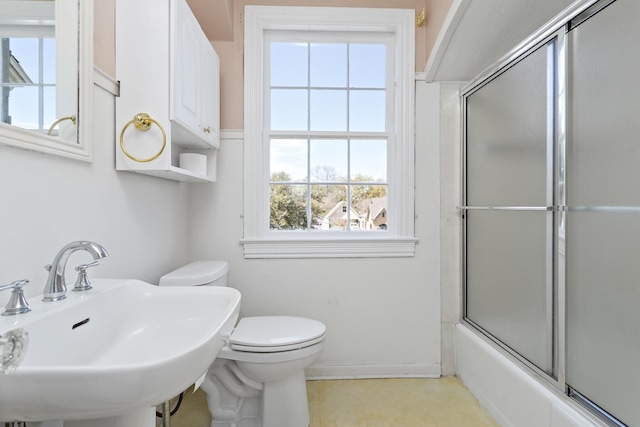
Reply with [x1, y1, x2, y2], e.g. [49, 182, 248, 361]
[0, 0, 94, 162]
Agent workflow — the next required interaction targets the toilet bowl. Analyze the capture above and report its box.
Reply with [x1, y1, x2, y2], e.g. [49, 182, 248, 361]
[158, 261, 325, 427]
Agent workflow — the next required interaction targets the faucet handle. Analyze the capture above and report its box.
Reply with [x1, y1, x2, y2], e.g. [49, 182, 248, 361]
[0, 280, 31, 316]
[72, 261, 99, 292]
[75, 260, 99, 271]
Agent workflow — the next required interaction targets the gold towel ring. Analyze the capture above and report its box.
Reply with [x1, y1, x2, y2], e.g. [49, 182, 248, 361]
[119, 113, 167, 162]
[47, 115, 77, 135]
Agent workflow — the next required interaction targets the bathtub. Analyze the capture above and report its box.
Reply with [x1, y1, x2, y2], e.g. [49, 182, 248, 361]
[454, 323, 605, 427]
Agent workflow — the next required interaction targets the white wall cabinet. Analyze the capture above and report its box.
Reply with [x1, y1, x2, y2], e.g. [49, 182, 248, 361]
[115, 0, 219, 182]
[171, 0, 220, 148]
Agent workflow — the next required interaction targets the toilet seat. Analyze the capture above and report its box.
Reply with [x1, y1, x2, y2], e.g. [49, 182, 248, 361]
[229, 316, 326, 353]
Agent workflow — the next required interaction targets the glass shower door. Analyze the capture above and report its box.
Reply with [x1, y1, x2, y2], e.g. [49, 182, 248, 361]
[464, 39, 556, 375]
[565, 1, 640, 424]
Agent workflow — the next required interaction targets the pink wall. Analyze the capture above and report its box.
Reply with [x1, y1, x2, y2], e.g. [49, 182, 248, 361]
[94, 0, 454, 129]
[94, 0, 115, 76]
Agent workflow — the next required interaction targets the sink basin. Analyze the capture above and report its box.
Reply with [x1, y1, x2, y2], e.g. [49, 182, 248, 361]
[0, 279, 240, 422]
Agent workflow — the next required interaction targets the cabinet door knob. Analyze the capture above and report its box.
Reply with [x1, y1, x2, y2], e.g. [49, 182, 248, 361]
[203, 127, 211, 133]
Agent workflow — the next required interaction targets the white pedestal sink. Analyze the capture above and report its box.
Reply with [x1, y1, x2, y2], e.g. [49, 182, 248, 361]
[0, 279, 241, 425]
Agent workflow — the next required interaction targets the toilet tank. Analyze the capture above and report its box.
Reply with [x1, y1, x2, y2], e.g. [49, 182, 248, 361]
[158, 260, 229, 287]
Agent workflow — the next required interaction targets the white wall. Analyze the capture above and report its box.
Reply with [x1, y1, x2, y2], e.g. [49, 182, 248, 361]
[187, 77, 443, 378]
[0, 81, 191, 306]
[436, 81, 463, 376]
[0, 75, 446, 378]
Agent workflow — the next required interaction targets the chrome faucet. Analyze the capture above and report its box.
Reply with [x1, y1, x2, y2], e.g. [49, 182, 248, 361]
[43, 241, 109, 302]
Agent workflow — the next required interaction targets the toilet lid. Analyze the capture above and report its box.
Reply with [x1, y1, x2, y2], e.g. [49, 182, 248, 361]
[229, 316, 326, 352]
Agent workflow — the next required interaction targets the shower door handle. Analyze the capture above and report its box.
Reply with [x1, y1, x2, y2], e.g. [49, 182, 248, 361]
[457, 206, 554, 211]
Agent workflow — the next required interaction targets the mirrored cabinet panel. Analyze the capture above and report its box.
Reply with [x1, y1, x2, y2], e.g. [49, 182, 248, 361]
[0, 0, 93, 161]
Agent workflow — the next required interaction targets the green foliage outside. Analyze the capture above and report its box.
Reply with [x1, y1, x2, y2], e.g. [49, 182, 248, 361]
[270, 167, 387, 230]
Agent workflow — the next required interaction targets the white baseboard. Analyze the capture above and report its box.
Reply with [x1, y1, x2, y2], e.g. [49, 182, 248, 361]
[305, 363, 441, 380]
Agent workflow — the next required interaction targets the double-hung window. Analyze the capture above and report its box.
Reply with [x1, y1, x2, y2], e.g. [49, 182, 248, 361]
[243, 6, 416, 258]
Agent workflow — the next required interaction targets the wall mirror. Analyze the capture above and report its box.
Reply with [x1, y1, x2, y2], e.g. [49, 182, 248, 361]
[0, 0, 93, 161]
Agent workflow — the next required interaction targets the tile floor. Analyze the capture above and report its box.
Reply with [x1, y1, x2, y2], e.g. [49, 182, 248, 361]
[158, 377, 499, 427]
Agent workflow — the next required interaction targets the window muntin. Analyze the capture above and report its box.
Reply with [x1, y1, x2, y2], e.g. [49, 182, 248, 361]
[266, 34, 391, 232]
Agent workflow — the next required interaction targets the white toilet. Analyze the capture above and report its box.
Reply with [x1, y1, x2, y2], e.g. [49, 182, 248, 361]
[158, 261, 325, 427]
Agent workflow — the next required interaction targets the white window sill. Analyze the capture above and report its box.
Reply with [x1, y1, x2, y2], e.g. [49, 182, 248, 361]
[240, 236, 418, 259]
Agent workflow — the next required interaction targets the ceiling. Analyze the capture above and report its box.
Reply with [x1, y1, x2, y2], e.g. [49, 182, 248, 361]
[425, 0, 576, 82]
[186, 0, 234, 41]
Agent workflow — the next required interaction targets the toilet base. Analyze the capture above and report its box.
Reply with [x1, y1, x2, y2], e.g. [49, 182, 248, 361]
[210, 397, 260, 427]
[262, 369, 310, 427]
[202, 359, 311, 427]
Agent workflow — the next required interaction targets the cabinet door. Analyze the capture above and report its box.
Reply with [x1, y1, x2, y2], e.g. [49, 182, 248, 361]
[200, 43, 220, 147]
[172, 0, 201, 135]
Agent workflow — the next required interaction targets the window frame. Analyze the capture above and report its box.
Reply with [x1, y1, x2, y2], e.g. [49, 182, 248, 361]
[242, 6, 416, 259]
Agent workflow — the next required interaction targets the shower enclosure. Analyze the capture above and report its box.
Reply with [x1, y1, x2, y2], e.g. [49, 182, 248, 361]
[461, 0, 640, 425]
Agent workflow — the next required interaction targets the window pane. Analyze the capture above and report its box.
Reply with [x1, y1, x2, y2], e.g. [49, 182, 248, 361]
[310, 89, 346, 131]
[349, 186, 365, 230]
[271, 89, 308, 131]
[313, 187, 348, 230]
[311, 184, 346, 230]
[376, 204, 388, 231]
[8, 38, 39, 83]
[350, 139, 387, 182]
[349, 90, 385, 131]
[271, 42, 308, 87]
[270, 184, 308, 230]
[8, 86, 38, 129]
[310, 139, 347, 182]
[310, 43, 346, 88]
[43, 38, 56, 84]
[270, 138, 308, 182]
[349, 43, 386, 88]
[351, 185, 387, 231]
